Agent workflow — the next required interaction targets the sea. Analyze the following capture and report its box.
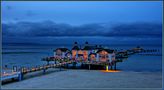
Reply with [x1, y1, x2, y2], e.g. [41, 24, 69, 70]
[1, 44, 162, 73]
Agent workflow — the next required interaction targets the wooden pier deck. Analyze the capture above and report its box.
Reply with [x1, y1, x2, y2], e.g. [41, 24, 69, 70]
[1, 72, 21, 81]
[1, 60, 73, 83]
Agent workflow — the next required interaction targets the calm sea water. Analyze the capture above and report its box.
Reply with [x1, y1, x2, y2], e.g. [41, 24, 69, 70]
[2, 44, 162, 72]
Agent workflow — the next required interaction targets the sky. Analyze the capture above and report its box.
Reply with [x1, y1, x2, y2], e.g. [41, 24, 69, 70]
[1, 1, 163, 45]
[2, 1, 162, 25]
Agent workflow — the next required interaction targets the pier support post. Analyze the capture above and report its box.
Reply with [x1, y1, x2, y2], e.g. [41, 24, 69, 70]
[73, 62, 76, 69]
[18, 67, 24, 81]
[81, 63, 84, 69]
[88, 64, 91, 70]
[110, 65, 113, 70]
[59, 63, 62, 71]
[66, 63, 69, 69]
[47, 61, 49, 65]
[60, 65, 62, 71]
[55, 60, 57, 64]
[18, 72, 23, 81]
[114, 61, 117, 70]
[43, 65, 46, 74]
[43, 69, 46, 74]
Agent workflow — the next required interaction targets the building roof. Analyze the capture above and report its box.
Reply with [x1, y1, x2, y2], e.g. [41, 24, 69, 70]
[96, 49, 114, 53]
[116, 51, 127, 54]
[83, 46, 92, 50]
[83, 45, 103, 50]
[72, 46, 80, 50]
[89, 53, 97, 56]
[65, 51, 72, 55]
[54, 48, 70, 52]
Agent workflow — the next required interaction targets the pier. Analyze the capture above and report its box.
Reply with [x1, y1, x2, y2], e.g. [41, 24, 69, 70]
[1, 43, 160, 84]
[1, 59, 120, 84]
[1, 60, 73, 84]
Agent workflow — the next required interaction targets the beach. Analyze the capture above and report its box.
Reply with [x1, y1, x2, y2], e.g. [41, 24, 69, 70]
[1, 68, 162, 89]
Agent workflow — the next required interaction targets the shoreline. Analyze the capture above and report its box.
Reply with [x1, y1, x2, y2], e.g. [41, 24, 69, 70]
[1, 68, 162, 89]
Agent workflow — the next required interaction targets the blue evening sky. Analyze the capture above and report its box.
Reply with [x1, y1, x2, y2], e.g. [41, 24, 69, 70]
[2, 1, 162, 25]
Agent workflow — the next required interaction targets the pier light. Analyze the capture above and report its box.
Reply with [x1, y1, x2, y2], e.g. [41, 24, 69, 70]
[106, 65, 108, 71]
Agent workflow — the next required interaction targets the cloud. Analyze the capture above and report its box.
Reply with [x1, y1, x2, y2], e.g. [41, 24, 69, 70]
[2, 21, 162, 38]
[105, 22, 162, 38]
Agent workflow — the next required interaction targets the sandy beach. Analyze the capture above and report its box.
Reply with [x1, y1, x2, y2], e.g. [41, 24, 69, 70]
[1, 68, 162, 89]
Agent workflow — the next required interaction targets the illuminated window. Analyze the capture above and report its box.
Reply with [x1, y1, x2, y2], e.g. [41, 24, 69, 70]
[99, 50, 109, 62]
[72, 50, 77, 58]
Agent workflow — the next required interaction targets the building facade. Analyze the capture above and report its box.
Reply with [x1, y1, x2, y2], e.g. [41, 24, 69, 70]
[53, 42, 116, 62]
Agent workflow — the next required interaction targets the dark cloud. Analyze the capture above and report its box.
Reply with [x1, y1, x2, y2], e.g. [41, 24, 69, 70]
[105, 23, 162, 38]
[2, 21, 162, 38]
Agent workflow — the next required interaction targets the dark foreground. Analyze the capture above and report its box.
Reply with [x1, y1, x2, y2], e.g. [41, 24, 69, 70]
[1, 68, 162, 89]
